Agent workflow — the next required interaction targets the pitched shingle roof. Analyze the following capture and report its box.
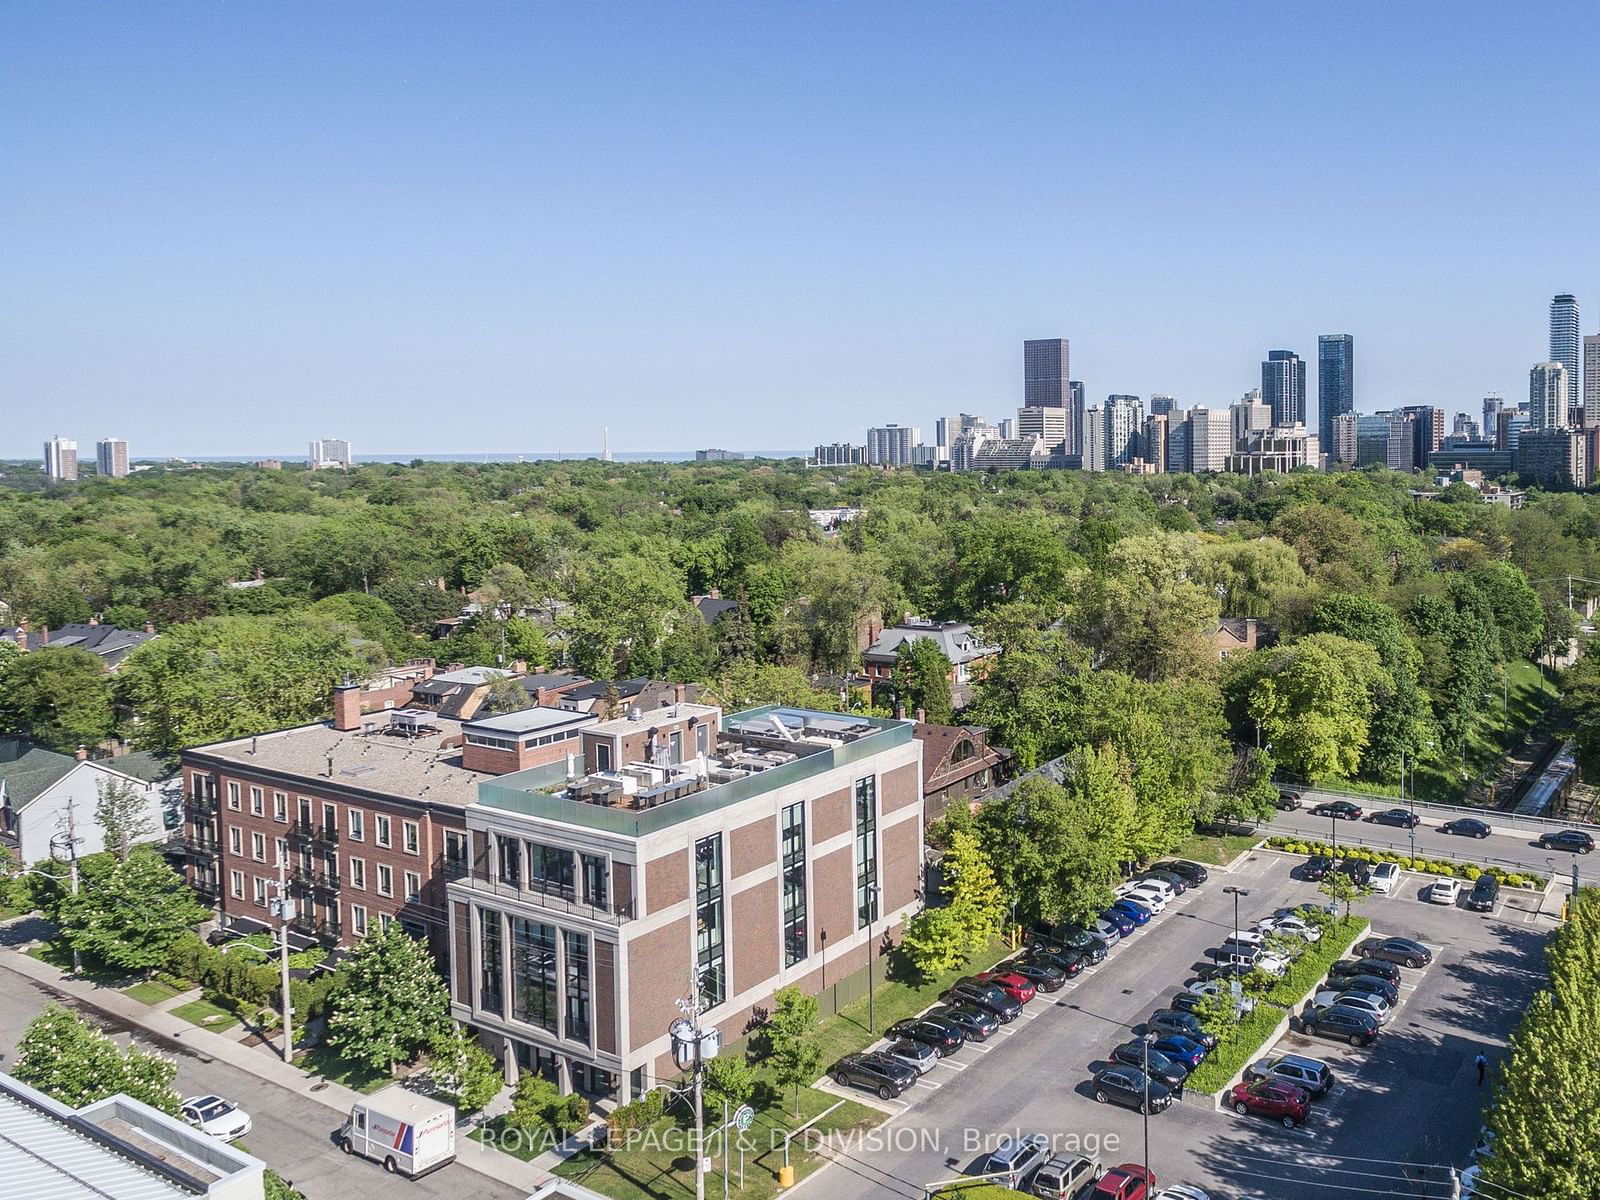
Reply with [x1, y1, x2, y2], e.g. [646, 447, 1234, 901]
[0, 739, 78, 811]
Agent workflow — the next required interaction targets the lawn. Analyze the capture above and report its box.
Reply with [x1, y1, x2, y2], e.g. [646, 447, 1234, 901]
[1171, 831, 1262, 866]
[123, 979, 183, 1005]
[171, 996, 240, 1032]
[294, 1043, 391, 1094]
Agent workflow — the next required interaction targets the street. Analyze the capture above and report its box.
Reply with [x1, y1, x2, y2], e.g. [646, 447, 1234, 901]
[800, 845, 1548, 1200]
[0, 968, 523, 1200]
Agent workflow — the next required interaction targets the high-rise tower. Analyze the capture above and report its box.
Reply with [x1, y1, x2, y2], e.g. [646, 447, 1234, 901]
[1023, 339, 1070, 408]
[1317, 335, 1354, 455]
[1261, 350, 1307, 427]
[1551, 294, 1581, 410]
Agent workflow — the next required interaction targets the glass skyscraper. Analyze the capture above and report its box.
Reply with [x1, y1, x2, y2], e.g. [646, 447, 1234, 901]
[1261, 350, 1306, 427]
[1317, 335, 1354, 456]
[1550, 294, 1580, 412]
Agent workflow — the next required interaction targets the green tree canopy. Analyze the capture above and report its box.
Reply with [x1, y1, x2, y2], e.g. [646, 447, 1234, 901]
[327, 923, 452, 1075]
[12, 1005, 180, 1113]
[57, 847, 209, 971]
[0, 646, 115, 753]
[890, 638, 954, 724]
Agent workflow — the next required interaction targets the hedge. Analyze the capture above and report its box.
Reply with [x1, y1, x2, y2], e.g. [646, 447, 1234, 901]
[1184, 915, 1368, 1094]
[163, 932, 343, 1030]
[1264, 837, 1545, 889]
[933, 1186, 1030, 1199]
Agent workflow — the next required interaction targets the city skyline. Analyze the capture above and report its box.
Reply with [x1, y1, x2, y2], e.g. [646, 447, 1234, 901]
[5, 5, 1600, 455]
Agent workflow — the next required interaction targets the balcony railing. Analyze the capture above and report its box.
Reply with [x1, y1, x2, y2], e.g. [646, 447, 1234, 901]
[433, 853, 469, 882]
[183, 798, 219, 822]
[287, 820, 339, 847]
[292, 915, 342, 944]
[451, 873, 634, 925]
[169, 834, 221, 858]
[290, 864, 340, 893]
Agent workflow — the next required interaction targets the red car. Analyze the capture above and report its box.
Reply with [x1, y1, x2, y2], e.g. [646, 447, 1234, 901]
[975, 971, 1037, 1004]
[1089, 1164, 1154, 1200]
[1228, 1077, 1310, 1127]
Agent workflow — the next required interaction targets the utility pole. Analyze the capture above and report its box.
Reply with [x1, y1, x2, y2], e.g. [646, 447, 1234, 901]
[671, 981, 714, 1200]
[269, 860, 296, 1063]
[54, 796, 84, 974]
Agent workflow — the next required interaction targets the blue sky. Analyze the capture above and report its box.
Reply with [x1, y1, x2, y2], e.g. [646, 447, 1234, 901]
[3, 3, 1596, 457]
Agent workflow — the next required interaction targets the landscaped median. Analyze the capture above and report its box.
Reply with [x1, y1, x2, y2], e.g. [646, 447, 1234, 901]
[1184, 914, 1369, 1095]
[1263, 836, 1546, 890]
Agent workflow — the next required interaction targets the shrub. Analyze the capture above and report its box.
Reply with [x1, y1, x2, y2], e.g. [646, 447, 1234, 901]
[608, 1088, 665, 1136]
[1462, 866, 1482, 880]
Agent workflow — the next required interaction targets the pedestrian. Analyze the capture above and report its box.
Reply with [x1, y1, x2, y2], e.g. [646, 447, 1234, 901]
[1475, 1053, 1488, 1086]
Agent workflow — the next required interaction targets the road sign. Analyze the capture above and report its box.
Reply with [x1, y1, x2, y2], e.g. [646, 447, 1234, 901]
[733, 1104, 754, 1132]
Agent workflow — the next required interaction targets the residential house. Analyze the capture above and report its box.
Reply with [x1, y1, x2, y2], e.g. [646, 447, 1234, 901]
[1208, 617, 1276, 662]
[1, 619, 156, 670]
[447, 705, 923, 1101]
[0, 739, 173, 863]
[860, 619, 999, 696]
[913, 722, 1011, 826]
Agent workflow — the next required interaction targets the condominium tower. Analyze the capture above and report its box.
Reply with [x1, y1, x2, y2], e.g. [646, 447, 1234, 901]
[1261, 350, 1307, 427]
[1317, 335, 1354, 455]
[96, 437, 129, 478]
[43, 436, 78, 482]
[1530, 362, 1569, 430]
[1023, 339, 1070, 408]
[1550, 295, 1580, 411]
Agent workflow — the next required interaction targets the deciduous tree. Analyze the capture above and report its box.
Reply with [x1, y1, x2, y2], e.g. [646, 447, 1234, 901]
[12, 1005, 180, 1113]
[327, 923, 452, 1075]
[0, 646, 115, 753]
[766, 986, 822, 1116]
[56, 848, 208, 972]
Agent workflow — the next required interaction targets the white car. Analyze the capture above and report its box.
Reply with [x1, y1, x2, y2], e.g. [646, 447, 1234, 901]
[1130, 877, 1176, 901]
[1429, 877, 1463, 905]
[1184, 979, 1256, 1014]
[1153, 1188, 1211, 1200]
[1124, 887, 1169, 913]
[1255, 952, 1291, 977]
[1371, 862, 1400, 895]
[1255, 916, 1322, 943]
[1312, 989, 1392, 1024]
[181, 1095, 252, 1141]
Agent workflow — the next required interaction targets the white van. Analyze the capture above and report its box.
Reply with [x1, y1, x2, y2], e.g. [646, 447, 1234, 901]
[337, 1086, 456, 1178]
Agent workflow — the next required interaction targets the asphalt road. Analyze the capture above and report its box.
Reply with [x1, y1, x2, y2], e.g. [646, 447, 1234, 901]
[1267, 798, 1595, 883]
[802, 845, 1549, 1200]
[0, 969, 521, 1200]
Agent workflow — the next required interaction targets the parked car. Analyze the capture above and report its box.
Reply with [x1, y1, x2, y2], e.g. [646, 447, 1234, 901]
[930, 1004, 998, 1041]
[1468, 873, 1500, 912]
[1091, 1066, 1173, 1114]
[1112, 899, 1154, 926]
[1089, 1164, 1155, 1200]
[1328, 956, 1402, 983]
[1301, 1004, 1380, 1046]
[974, 971, 1038, 1004]
[1370, 807, 1421, 828]
[1332, 974, 1400, 1005]
[1310, 989, 1392, 1024]
[1538, 829, 1595, 854]
[181, 1095, 252, 1141]
[1150, 860, 1209, 886]
[1312, 800, 1363, 820]
[1146, 1009, 1219, 1049]
[1184, 978, 1256, 1014]
[1442, 818, 1492, 839]
[1149, 1034, 1207, 1070]
[1302, 855, 1334, 881]
[1111, 1041, 1189, 1090]
[1125, 876, 1176, 902]
[1275, 789, 1303, 811]
[1032, 1153, 1103, 1200]
[1023, 947, 1085, 978]
[1244, 1053, 1334, 1098]
[831, 1052, 917, 1099]
[1370, 861, 1400, 895]
[1254, 915, 1322, 943]
[1123, 886, 1171, 913]
[1338, 858, 1373, 886]
[1093, 918, 1125, 946]
[885, 1017, 964, 1056]
[1061, 927, 1111, 963]
[947, 981, 1023, 1021]
[1151, 1188, 1210, 1200]
[1006, 959, 1068, 991]
[1362, 936, 1434, 968]
[1227, 1078, 1310, 1128]
[884, 1038, 939, 1076]
[1167, 991, 1206, 1016]
[1101, 908, 1137, 936]
[1138, 870, 1189, 896]
[1429, 877, 1463, 905]
[1193, 960, 1255, 983]
[984, 1133, 1052, 1189]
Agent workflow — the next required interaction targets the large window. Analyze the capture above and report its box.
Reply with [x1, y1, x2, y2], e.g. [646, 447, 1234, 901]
[528, 843, 575, 896]
[581, 853, 609, 910]
[564, 930, 591, 1044]
[781, 801, 807, 967]
[509, 916, 560, 1032]
[497, 834, 522, 886]
[855, 776, 878, 929]
[695, 835, 726, 1007]
[479, 908, 503, 1014]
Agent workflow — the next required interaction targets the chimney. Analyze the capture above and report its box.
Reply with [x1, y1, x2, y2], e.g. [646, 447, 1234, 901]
[39, 625, 49, 646]
[326, 755, 335, 777]
[143, 622, 156, 634]
[894, 702, 906, 720]
[708, 587, 720, 600]
[674, 682, 687, 704]
[331, 676, 363, 731]
[75, 745, 88, 761]
[510, 659, 527, 673]
[915, 707, 926, 724]
[88, 615, 98, 626]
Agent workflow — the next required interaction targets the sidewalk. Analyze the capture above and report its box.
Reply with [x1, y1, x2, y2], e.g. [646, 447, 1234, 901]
[0, 940, 558, 1195]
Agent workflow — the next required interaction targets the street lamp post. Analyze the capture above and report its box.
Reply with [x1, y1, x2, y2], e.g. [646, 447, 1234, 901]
[1401, 749, 1415, 862]
[866, 882, 882, 1035]
[1140, 1032, 1154, 1183]
[1222, 887, 1249, 953]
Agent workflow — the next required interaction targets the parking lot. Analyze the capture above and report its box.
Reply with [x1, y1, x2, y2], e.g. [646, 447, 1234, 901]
[804, 846, 1551, 1200]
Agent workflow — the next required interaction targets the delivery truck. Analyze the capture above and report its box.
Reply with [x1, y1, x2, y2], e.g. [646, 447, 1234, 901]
[336, 1086, 456, 1178]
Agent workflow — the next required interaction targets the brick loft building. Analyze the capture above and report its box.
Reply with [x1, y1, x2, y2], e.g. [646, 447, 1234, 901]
[175, 681, 600, 958]
[447, 705, 923, 1100]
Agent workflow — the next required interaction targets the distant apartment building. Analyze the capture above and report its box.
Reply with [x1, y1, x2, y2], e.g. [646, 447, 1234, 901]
[1518, 426, 1588, 489]
[1226, 426, 1319, 475]
[43, 436, 77, 481]
[1104, 395, 1143, 469]
[1186, 406, 1234, 472]
[1550, 294, 1581, 410]
[1400, 405, 1446, 464]
[1317, 335, 1354, 458]
[694, 449, 743, 462]
[1452, 413, 1481, 441]
[1068, 381, 1085, 455]
[1483, 396, 1505, 448]
[1498, 408, 1531, 457]
[1585, 336, 1600, 427]
[1230, 397, 1272, 447]
[972, 437, 1047, 471]
[865, 425, 920, 466]
[1015, 405, 1067, 455]
[309, 438, 354, 469]
[1083, 407, 1107, 471]
[1142, 413, 1169, 472]
[812, 443, 866, 466]
[1331, 412, 1358, 465]
[1166, 412, 1192, 473]
[446, 706, 923, 1099]
[1529, 362, 1569, 430]
[1261, 350, 1307, 426]
[1023, 338, 1070, 408]
[1148, 393, 1179, 417]
[95, 437, 129, 477]
[1354, 412, 1393, 468]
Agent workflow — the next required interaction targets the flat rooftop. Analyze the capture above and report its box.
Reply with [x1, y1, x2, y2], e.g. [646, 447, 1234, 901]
[465, 707, 595, 736]
[587, 702, 722, 737]
[187, 712, 492, 809]
[478, 706, 914, 837]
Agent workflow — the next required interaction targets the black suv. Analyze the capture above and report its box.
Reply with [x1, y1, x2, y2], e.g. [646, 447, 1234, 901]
[1091, 1065, 1173, 1114]
[1302, 1004, 1380, 1046]
[1338, 858, 1373, 886]
[1021, 947, 1085, 978]
[1111, 1041, 1188, 1091]
[831, 1052, 918, 1099]
[1467, 873, 1500, 912]
[930, 1004, 998, 1042]
[1327, 956, 1402, 983]
[1150, 859, 1209, 886]
[947, 980, 1022, 1022]
[1146, 1009, 1219, 1049]
[885, 1017, 964, 1056]
[1539, 829, 1595, 854]
[1302, 855, 1334, 881]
